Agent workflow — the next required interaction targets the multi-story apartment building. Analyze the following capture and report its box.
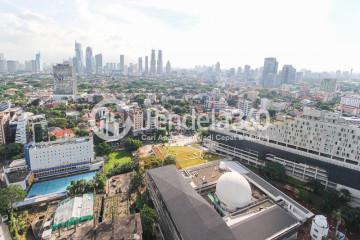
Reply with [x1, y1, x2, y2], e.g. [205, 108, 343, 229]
[340, 95, 360, 116]
[237, 99, 252, 117]
[206, 107, 360, 202]
[130, 108, 144, 131]
[24, 137, 94, 179]
[0, 111, 10, 145]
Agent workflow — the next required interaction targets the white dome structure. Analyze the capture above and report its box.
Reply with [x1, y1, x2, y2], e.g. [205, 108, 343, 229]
[215, 172, 252, 211]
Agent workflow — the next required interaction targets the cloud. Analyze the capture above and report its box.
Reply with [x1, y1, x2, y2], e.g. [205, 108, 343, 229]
[0, 0, 359, 71]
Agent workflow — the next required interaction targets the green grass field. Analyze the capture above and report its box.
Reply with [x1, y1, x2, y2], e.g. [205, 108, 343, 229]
[159, 146, 222, 169]
[104, 151, 132, 174]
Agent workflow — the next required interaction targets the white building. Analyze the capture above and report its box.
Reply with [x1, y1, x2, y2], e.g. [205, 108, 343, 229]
[130, 108, 144, 131]
[25, 137, 94, 178]
[237, 99, 252, 117]
[310, 215, 329, 240]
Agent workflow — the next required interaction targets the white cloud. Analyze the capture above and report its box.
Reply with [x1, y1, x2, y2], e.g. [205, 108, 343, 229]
[0, 0, 359, 71]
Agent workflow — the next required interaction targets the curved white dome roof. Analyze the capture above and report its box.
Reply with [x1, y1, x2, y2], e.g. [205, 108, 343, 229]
[215, 172, 252, 211]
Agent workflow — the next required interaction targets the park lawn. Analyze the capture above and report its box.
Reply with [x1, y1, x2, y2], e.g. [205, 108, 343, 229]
[104, 151, 132, 174]
[159, 146, 205, 169]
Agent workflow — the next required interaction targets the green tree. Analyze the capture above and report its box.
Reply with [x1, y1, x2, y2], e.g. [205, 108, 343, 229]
[130, 171, 143, 192]
[0, 186, 26, 215]
[124, 138, 143, 152]
[262, 161, 287, 182]
[140, 204, 157, 240]
[95, 173, 106, 191]
[95, 142, 112, 156]
[163, 155, 176, 166]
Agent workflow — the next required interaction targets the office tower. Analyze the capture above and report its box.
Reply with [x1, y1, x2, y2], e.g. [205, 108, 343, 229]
[237, 67, 242, 76]
[280, 65, 296, 84]
[243, 65, 251, 82]
[119, 55, 125, 73]
[6, 60, 17, 73]
[35, 52, 41, 72]
[0, 54, 6, 73]
[95, 54, 103, 74]
[138, 57, 143, 73]
[157, 50, 163, 74]
[165, 61, 171, 74]
[128, 63, 134, 74]
[144, 56, 149, 74]
[74, 41, 83, 74]
[215, 62, 221, 73]
[53, 63, 77, 95]
[229, 68, 236, 77]
[25, 60, 36, 72]
[150, 49, 156, 74]
[85, 47, 94, 74]
[262, 57, 278, 87]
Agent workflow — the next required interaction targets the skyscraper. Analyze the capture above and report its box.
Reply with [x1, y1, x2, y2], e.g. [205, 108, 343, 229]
[243, 65, 251, 82]
[35, 52, 41, 72]
[262, 57, 278, 87]
[280, 65, 296, 84]
[150, 49, 156, 74]
[165, 61, 171, 74]
[144, 56, 149, 74]
[85, 47, 94, 74]
[7, 60, 17, 73]
[53, 63, 76, 95]
[215, 62, 221, 73]
[157, 50, 163, 74]
[95, 54, 103, 74]
[74, 41, 83, 74]
[138, 57, 143, 73]
[120, 55, 125, 73]
[0, 54, 6, 73]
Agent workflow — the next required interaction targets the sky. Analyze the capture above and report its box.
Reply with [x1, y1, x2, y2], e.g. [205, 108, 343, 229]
[0, 0, 360, 71]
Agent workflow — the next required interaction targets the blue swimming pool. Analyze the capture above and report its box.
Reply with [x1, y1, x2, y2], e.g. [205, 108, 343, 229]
[27, 171, 97, 198]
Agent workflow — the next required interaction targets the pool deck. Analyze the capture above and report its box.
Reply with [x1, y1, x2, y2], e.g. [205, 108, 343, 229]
[27, 171, 97, 198]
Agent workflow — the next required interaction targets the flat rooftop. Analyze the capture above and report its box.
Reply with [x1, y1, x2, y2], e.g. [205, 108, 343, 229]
[148, 161, 313, 240]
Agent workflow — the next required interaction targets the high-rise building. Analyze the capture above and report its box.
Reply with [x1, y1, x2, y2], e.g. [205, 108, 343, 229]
[25, 60, 36, 72]
[0, 53, 6, 73]
[215, 62, 221, 73]
[95, 54, 103, 74]
[53, 63, 77, 95]
[280, 65, 296, 84]
[165, 61, 171, 74]
[157, 50, 163, 74]
[6, 60, 17, 73]
[0, 112, 10, 145]
[150, 49, 156, 74]
[243, 65, 251, 82]
[138, 57, 143, 73]
[262, 57, 278, 87]
[35, 52, 41, 73]
[144, 56, 149, 74]
[236, 67, 242, 76]
[85, 47, 94, 74]
[74, 41, 83, 74]
[119, 55, 125, 73]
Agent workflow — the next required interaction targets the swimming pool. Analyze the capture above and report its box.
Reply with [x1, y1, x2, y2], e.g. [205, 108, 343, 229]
[27, 171, 97, 198]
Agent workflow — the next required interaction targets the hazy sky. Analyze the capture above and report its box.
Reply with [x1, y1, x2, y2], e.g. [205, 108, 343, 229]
[1, 0, 360, 71]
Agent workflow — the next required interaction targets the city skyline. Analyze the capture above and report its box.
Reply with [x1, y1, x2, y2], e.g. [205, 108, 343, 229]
[0, 0, 360, 71]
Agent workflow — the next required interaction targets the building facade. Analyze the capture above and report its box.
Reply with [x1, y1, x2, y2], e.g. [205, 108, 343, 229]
[24, 137, 94, 178]
[53, 63, 77, 96]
